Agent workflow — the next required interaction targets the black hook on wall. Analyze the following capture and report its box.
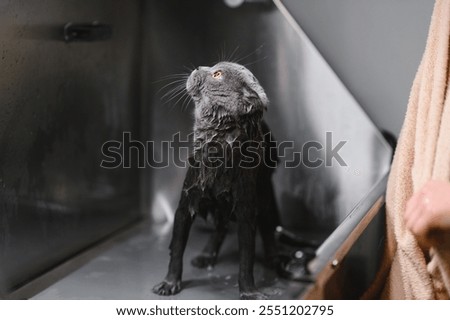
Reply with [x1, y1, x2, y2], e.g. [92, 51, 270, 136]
[64, 22, 112, 43]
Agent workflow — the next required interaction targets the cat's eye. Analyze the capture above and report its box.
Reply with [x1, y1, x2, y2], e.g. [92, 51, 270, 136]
[212, 70, 222, 79]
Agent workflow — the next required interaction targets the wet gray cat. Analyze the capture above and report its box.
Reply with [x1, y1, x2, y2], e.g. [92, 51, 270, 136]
[153, 62, 280, 300]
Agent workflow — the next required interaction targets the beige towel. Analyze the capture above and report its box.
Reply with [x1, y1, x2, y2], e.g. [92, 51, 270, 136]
[365, 0, 450, 299]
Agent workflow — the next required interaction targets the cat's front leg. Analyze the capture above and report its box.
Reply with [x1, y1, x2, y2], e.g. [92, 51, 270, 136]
[234, 179, 267, 300]
[152, 201, 194, 296]
[153, 166, 198, 296]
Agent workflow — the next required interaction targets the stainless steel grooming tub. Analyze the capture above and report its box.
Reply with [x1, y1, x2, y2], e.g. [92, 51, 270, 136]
[0, 0, 391, 299]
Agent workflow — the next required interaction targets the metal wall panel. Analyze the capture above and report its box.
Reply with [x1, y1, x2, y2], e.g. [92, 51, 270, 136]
[0, 0, 142, 297]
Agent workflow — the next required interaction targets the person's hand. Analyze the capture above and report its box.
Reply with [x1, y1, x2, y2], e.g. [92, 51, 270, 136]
[404, 180, 450, 251]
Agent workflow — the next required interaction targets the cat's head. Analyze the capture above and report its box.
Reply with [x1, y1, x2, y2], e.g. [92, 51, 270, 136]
[186, 62, 268, 117]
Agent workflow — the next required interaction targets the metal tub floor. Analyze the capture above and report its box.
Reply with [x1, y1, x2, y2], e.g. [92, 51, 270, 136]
[32, 221, 308, 300]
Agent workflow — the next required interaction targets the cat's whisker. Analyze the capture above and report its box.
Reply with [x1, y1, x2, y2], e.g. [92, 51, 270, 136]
[216, 49, 222, 64]
[220, 43, 225, 62]
[152, 73, 189, 84]
[152, 77, 185, 84]
[157, 77, 186, 87]
[157, 79, 187, 95]
[164, 87, 187, 104]
[227, 45, 240, 62]
[180, 92, 188, 108]
[243, 55, 268, 68]
[217, 42, 231, 63]
[235, 44, 265, 64]
[172, 91, 190, 109]
[183, 94, 194, 111]
[162, 87, 186, 102]
[160, 73, 189, 78]
[160, 82, 186, 100]
[183, 65, 195, 73]
[188, 96, 195, 111]
[181, 93, 191, 111]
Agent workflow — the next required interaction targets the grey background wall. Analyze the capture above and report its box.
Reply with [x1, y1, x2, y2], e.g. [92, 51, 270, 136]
[0, 0, 142, 297]
[283, 0, 435, 136]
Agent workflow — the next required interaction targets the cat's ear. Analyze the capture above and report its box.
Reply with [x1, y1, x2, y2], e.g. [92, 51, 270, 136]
[242, 85, 267, 114]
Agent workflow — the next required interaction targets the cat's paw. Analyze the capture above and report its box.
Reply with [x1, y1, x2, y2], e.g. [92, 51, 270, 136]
[152, 280, 181, 296]
[240, 291, 268, 300]
[191, 254, 216, 269]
